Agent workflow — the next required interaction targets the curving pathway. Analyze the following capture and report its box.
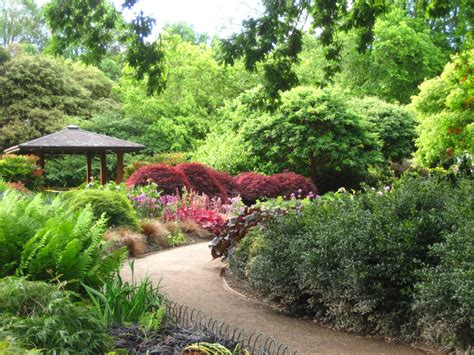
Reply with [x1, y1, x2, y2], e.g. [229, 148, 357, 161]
[121, 242, 428, 355]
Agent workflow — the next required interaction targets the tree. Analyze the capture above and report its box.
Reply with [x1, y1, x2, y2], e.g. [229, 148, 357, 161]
[241, 86, 383, 192]
[342, 9, 446, 103]
[0, 53, 115, 150]
[412, 49, 473, 167]
[45, 0, 165, 95]
[221, 1, 471, 98]
[113, 33, 260, 154]
[0, 0, 48, 49]
[350, 96, 417, 163]
[162, 22, 210, 44]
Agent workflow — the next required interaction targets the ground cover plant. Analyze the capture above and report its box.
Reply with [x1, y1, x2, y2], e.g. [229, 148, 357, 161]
[233, 175, 474, 351]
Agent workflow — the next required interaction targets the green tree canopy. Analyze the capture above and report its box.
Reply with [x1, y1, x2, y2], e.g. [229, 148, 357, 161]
[412, 49, 473, 167]
[241, 86, 383, 192]
[0, 53, 115, 150]
[221, 1, 471, 99]
[0, 0, 48, 50]
[45, 0, 165, 95]
[350, 96, 417, 163]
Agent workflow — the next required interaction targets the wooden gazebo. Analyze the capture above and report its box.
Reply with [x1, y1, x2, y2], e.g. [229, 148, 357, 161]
[3, 125, 145, 184]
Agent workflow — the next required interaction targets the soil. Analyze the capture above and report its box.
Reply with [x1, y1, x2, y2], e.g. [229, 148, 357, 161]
[121, 241, 435, 355]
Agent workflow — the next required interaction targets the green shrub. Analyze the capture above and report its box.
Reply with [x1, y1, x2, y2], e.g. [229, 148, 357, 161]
[65, 189, 139, 229]
[0, 155, 43, 190]
[413, 196, 474, 351]
[241, 86, 383, 192]
[350, 96, 417, 163]
[0, 190, 126, 291]
[235, 176, 473, 350]
[0, 277, 111, 354]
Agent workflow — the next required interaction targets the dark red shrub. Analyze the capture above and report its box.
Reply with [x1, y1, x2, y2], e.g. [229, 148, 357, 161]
[272, 172, 318, 198]
[176, 163, 227, 200]
[125, 164, 190, 195]
[213, 170, 240, 197]
[235, 172, 279, 204]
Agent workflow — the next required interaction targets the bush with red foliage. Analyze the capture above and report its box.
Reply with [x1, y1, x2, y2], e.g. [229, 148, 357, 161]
[126, 164, 190, 195]
[176, 163, 227, 200]
[213, 170, 240, 197]
[272, 172, 318, 198]
[168, 207, 226, 236]
[235, 172, 280, 204]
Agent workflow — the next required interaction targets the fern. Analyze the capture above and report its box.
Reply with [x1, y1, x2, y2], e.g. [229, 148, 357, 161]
[0, 190, 126, 292]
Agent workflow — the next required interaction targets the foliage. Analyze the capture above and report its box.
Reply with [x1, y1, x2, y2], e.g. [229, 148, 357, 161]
[45, 0, 166, 95]
[412, 49, 473, 166]
[0, 53, 115, 151]
[235, 176, 473, 349]
[414, 219, 474, 350]
[220, 1, 465, 98]
[166, 232, 188, 247]
[272, 172, 318, 198]
[126, 163, 190, 195]
[0, 191, 126, 291]
[176, 162, 227, 200]
[0, 177, 7, 192]
[84, 265, 165, 327]
[241, 86, 382, 192]
[213, 170, 240, 197]
[0, 0, 48, 50]
[340, 9, 446, 104]
[65, 189, 139, 229]
[167, 207, 226, 236]
[0, 277, 111, 354]
[235, 172, 279, 205]
[0, 154, 43, 190]
[350, 97, 417, 162]
[192, 130, 256, 176]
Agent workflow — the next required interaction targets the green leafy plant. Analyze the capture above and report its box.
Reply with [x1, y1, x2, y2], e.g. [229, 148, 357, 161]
[83, 262, 165, 328]
[64, 189, 140, 229]
[0, 277, 111, 354]
[235, 176, 473, 350]
[166, 232, 188, 247]
[0, 155, 43, 190]
[0, 190, 126, 292]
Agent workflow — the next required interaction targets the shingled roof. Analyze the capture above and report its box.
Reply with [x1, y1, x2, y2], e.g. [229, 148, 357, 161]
[4, 125, 145, 154]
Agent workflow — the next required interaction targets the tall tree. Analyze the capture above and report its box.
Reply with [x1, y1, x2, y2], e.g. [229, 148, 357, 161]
[45, 0, 165, 95]
[0, 0, 48, 49]
[221, 0, 472, 98]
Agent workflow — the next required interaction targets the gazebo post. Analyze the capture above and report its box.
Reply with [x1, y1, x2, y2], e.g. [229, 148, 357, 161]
[86, 153, 92, 183]
[116, 152, 124, 184]
[36, 152, 45, 176]
[100, 152, 107, 185]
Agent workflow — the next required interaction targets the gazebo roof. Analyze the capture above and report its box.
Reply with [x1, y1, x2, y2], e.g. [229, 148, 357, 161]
[3, 125, 145, 154]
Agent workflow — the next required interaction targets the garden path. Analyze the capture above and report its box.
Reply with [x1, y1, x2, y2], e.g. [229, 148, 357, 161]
[122, 242, 426, 355]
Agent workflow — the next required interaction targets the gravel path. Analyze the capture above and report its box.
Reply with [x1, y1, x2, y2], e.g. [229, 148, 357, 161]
[121, 241, 426, 355]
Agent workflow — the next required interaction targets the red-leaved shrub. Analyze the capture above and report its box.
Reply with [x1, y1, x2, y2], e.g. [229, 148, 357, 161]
[213, 170, 240, 197]
[126, 164, 190, 194]
[272, 172, 318, 198]
[176, 163, 227, 200]
[169, 207, 226, 236]
[235, 172, 279, 204]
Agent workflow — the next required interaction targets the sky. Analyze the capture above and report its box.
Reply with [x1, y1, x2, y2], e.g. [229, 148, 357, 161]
[37, 0, 263, 39]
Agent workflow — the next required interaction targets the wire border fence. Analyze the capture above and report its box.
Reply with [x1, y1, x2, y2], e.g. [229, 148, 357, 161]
[164, 300, 302, 355]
